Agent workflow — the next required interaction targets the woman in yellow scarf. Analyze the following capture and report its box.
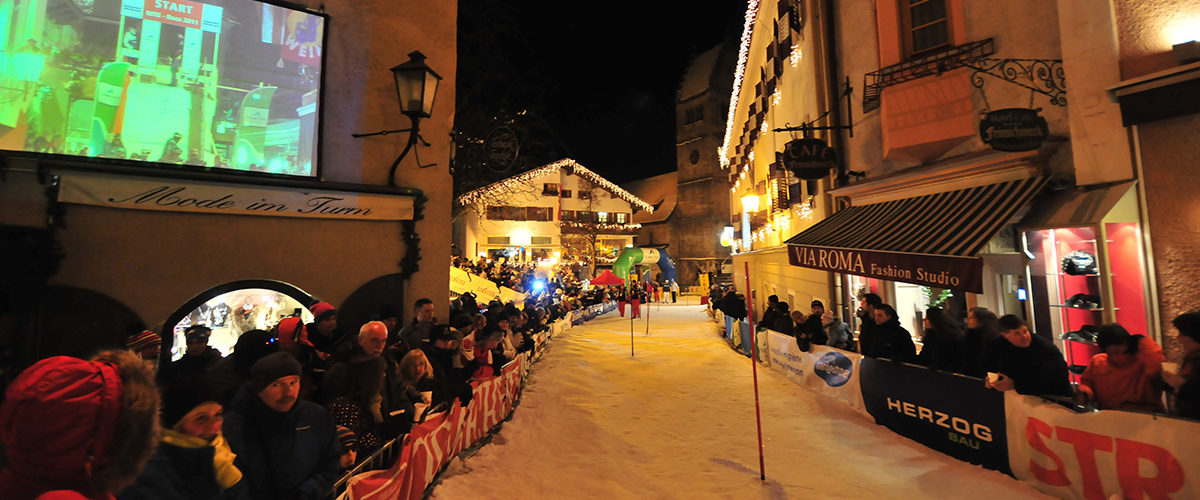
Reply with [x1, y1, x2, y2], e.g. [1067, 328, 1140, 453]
[118, 376, 248, 499]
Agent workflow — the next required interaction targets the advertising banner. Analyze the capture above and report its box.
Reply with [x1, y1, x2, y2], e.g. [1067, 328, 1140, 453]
[805, 346, 866, 413]
[449, 267, 500, 301]
[860, 358, 1010, 473]
[1005, 393, 1200, 500]
[788, 244, 984, 293]
[58, 171, 416, 220]
[767, 331, 810, 384]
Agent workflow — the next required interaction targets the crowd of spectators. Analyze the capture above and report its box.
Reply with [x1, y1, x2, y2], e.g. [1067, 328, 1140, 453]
[710, 286, 1200, 420]
[0, 283, 572, 500]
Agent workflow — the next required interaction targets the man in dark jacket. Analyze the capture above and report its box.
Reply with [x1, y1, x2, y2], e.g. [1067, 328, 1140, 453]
[222, 352, 340, 500]
[857, 293, 882, 355]
[398, 298, 436, 351]
[165, 326, 223, 379]
[761, 295, 780, 331]
[802, 300, 829, 346]
[419, 325, 477, 408]
[984, 315, 1072, 398]
[866, 303, 916, 363]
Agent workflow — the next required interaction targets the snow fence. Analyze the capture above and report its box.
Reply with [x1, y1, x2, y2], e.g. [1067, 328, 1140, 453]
[714, 313, 1200, 500]
[330, 302, 615, 500]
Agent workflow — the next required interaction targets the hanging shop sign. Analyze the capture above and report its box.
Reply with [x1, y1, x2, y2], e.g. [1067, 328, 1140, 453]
[58, 171, 415, 220]
[484, 126, 520, 172]
[787, 244, 983, 293]
[979, 108, 1049, 152]
[860, 357, 1011, 474]
[783, 138, 837, 179]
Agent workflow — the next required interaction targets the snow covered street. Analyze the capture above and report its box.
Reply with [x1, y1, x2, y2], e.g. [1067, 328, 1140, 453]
[432, 302, 1051, 499]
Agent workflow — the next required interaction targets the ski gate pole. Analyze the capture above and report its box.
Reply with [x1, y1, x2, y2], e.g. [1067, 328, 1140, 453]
[744, 261, 765, 481]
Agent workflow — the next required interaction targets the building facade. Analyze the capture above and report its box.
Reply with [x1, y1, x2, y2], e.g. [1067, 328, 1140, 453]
[0, 0, 456, 366]
[725, 0, 1173, 363]
[454, 159, 650, 274]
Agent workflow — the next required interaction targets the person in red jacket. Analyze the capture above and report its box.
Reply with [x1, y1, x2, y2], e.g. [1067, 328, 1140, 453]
[1077, 323, 1166, 411]
[0, 351, 160, 500]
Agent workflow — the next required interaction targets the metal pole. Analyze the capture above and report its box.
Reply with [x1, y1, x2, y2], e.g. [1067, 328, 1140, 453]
[745, 261, 766, 481]
[630, 285, 635, 357]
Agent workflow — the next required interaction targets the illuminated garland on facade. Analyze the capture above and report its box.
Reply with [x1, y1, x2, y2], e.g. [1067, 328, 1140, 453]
[718, 0, 761, 168]
[456, 158, 654, 212]
[558, 221, 642, 232]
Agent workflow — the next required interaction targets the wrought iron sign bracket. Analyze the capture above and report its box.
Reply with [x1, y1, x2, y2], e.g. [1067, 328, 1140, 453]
[964, 58, 1067, 107]
[772, 76, 855, 138]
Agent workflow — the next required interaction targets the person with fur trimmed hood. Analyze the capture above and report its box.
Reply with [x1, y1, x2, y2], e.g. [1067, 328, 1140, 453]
[118, 376, 248, 500]
[0, 350, 160, 500]
[221, 352, 340, 500]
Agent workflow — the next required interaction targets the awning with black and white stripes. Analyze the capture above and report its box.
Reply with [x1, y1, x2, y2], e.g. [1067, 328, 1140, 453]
[784, 177, 1046, 292]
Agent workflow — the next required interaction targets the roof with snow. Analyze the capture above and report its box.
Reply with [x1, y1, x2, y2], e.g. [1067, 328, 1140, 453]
[679, 44, 723, 101]
[456, 158, 654, 212]
[621, 171, 677, 224]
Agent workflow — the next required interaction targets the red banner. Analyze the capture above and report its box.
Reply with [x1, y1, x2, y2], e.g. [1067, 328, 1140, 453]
[143, 0, 203, 29]
[346, 355, 528, 499]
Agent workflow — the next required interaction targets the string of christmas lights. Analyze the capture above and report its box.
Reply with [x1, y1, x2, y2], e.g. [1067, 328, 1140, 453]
[718, 0, 761, 169]
[456, 158, 655, 212]
[557, 221, 643, 232]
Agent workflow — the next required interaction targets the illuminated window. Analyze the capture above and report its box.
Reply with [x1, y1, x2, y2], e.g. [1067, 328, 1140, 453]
[597, 211, 609, 223]
[542, 183, 560, 196]
[616, 212, 628, 224]
[577, 190, 591, 200]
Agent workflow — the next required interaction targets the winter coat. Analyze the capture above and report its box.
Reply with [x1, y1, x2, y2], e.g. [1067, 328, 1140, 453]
[984, 335, 1073, 398]
[1177, 352, 1200, 419]
[867, 319, 916, 363]
[961, 327, 997, 378]
[1079, 335, 1165, 411]
[118, 433, 249, 500]
[825, 318, 853, 350]
[0, 354, 159, 500]
[801, 315, 828, 346]
[916, 329, 966, 373]
[328, 397, 382, 457]
[420, 345, 478, 408]
[721, 294, 747, 320]
[857, 312, 877, 355]
[761, 308, 779, 331]
[769, 315, 794, 335]
[165, 347, 223, 379]
[221, 386, 341, 500]
[305, 323, 346, 359]
[398, 321, 434, 351]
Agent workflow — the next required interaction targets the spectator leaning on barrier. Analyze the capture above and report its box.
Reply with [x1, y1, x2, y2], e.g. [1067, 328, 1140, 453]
[916, 307, 966, 373]
[984, 315, 1072, 398]
[1076, 323, 1165, 411]
[823, 311, 853, 351]
[962, 307, 1000, 378]
[802, 300, 829, 346]
[770, 302, 794, 334]
[857, 293, 883, 355]
[0, 351, 160, 500]
[119, 375, 247, 500]
[761, 295, 780, 330]
[336, 427, 358, 472]
[326, 355, 387, 458]
[222, 352, 340, 500]
[1163, 311, 1200, 418]
[420, 325, 477, 408]
[866, 304, 916, 363]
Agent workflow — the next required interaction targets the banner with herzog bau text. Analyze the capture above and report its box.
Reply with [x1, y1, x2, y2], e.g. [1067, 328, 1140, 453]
[1005, 392, 1200, 500]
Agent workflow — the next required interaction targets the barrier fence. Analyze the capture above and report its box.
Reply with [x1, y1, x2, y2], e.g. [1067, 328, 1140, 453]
[715, 313, 1200, 500]
[328, 311, 591, 499]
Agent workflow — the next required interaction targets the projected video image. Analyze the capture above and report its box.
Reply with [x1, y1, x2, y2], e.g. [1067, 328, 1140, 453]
[0, 0, 324, 176]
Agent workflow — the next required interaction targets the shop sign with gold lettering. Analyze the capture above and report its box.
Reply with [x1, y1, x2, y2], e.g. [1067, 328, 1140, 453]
[788, 244, 983, 293]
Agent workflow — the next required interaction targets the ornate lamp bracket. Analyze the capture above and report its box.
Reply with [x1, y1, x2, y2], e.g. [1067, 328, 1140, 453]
[965, 58, 1067, 107]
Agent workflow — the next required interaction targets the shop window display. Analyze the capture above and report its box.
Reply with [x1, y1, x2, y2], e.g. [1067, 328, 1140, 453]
[1024, 225, 1149, 382]
[170, 288, 313, 361]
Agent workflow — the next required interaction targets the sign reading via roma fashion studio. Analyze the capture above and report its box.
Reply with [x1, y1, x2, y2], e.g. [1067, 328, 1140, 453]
[58, 171, 415, 221]
[788, 244, 983, 293]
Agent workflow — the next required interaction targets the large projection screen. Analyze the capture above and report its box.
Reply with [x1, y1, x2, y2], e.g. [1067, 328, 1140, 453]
[0, 0, 326, 177]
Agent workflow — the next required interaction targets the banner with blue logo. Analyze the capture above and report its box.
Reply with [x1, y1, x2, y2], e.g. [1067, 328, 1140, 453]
[764, 335, 866, 415]
[859, 357, 1010, 474]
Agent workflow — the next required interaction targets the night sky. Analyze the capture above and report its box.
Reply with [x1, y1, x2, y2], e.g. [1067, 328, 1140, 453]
[457, 1, 747, 184]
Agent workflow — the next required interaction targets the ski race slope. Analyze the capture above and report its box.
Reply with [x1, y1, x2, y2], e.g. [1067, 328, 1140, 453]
[432, 302, 1051, 499]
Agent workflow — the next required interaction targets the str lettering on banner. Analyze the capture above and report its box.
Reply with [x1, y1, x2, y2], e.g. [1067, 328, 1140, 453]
[1005, 392, 1199, 500]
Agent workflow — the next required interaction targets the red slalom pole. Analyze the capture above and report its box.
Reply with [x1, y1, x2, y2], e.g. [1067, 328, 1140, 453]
[744, 261, 766, 481]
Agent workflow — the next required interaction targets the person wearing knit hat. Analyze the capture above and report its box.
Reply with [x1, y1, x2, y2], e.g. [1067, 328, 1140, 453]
[305, 301, 343, 358]
[119, 376, 246, 499]
[126, 329, 162, 362]
[336, 426, 358, 470]
[0, 350, 159, 500]
[222, 350, 340, 499]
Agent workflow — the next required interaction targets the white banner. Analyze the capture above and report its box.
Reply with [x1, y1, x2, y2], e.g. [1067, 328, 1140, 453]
[58, 171, 415, 220]
[765, 332, 866, 414]
[1005, 392, 1200, 500]
[449, 266, 500, 301]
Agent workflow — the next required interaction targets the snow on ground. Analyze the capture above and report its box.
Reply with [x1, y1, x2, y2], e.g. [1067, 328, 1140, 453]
[432, 302, 1051, 499]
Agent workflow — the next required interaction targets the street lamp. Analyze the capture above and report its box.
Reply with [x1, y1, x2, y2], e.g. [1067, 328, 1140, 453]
[352, 51, 443, 186]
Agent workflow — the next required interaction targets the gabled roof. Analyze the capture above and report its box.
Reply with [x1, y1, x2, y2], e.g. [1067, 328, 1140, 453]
[622, 171, 678, 224]
[456, 158, 654, 212]
[679, 45, 723, 101]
